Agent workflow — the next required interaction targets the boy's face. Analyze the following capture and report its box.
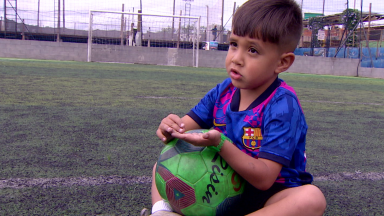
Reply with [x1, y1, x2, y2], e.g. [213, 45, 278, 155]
[225, 33, 284, 92]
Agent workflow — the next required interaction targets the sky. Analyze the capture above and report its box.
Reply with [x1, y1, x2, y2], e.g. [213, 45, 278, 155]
[1, 0, 384, 30]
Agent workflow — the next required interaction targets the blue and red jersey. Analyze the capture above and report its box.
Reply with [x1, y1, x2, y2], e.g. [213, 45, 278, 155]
[187, 78, 313, 187]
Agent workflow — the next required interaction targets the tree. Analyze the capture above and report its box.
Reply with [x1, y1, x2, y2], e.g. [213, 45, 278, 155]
[308, 16, 324, 49]
[340, 9, 360, 47]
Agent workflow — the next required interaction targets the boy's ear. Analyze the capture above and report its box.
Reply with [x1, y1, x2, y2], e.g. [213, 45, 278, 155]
[275, 53, 295, 74]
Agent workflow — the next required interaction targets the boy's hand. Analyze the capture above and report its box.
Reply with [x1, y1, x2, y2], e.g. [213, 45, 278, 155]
[156, 114, 186, 144]
[170, 129, 222, 147]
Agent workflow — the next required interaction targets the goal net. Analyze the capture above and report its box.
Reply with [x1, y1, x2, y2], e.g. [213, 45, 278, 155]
[87, 10, 201, 67]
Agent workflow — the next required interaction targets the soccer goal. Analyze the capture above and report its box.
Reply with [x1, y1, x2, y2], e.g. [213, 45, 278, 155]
[87, 10, 201, 67]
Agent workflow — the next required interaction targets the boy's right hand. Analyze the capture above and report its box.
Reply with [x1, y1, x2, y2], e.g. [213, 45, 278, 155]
[156, 114, 185, 144]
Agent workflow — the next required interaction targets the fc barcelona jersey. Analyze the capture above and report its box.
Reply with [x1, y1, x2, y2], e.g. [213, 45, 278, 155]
[187, 78, 313, 187]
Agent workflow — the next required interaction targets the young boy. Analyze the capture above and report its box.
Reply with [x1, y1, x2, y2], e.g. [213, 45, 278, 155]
[149, 0, 327, 215]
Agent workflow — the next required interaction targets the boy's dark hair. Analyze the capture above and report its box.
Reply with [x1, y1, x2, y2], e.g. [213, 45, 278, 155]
[232, 0, 303, 52]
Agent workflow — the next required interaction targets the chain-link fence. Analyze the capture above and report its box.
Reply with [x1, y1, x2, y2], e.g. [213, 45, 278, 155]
[0, 0, 235, 44]
[0, 0, 384, 67]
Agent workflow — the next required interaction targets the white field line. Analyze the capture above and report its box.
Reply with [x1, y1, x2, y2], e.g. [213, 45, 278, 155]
[0, 175, 151, 189]
[313, 171, 384, 181]
[301, 100, 384, 106]
[1, 172, 384, 189]
[138, 96, 384, 106]
[138, 96, 201, 100]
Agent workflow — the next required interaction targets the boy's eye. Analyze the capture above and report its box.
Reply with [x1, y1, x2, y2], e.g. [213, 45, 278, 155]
[249, 47, 258, 54]
[230, 42, 237, 47]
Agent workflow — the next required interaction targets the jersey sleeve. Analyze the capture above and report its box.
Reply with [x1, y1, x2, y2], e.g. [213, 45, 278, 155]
[258, 92, 307, 167]
[187, 78, 232, 129]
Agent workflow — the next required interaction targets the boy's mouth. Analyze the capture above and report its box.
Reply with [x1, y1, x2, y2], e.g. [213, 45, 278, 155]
[229, 69, 242, 80]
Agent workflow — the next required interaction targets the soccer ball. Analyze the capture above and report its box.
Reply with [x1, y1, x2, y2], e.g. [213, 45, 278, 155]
[155, 129, 245, 216]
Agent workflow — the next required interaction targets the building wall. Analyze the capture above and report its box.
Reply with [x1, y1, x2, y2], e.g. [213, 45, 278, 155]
[0, 38, 383, 79]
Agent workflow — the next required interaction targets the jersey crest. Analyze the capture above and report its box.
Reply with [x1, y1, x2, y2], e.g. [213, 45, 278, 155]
[242, 127, 263, 150]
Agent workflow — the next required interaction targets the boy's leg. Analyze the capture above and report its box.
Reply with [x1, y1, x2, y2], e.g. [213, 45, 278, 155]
[148, 163, 179, 215]
[247, 184, 326, 216]
[151, 163, 163, 205]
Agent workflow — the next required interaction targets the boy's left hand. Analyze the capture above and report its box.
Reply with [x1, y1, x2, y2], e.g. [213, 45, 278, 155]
[170, 129, 222, 147]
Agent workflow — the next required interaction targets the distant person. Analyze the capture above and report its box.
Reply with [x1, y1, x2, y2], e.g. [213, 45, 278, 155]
[132, 28, 138, 46]
[131, 23, 137, 46]
[143, 0, 327, 215]
[212, 25, 217, 41]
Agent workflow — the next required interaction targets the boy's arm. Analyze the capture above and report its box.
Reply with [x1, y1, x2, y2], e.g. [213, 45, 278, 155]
[181, 115, 202, 132]
[219, 140, 282, 190]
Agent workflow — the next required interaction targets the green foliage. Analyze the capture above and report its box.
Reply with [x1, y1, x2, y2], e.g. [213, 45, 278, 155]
[308, 17, 324, 48]
[160, 26, 173, 33]
[341, 9, 360, 47]
[341, 9, 360, 31]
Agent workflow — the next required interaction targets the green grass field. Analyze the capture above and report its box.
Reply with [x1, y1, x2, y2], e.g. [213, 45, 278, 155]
[367, 40, 383, 48]
[0, 58, 383, 215]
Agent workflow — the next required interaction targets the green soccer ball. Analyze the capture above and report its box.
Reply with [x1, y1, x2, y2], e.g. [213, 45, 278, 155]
[155, 129, 245, 216]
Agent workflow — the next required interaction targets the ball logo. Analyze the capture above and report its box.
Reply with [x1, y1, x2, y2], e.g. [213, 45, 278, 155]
[202, 153, 243, 203]
[231, 172, 242, 192]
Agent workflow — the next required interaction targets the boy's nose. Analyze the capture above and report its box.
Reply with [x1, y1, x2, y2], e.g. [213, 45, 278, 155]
[231, 51, 244, 66]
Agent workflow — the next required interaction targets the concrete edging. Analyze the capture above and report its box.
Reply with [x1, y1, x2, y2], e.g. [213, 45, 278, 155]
[0, 38, 383, 79]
